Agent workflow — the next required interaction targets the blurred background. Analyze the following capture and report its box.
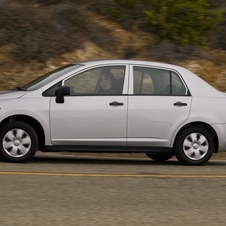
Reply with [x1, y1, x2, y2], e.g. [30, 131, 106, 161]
[0, 0, 226, 91]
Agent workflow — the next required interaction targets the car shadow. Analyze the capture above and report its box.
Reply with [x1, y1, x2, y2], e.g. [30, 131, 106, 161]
[30, 154, 226, 166]
[0, 152, 225, 166]
[29, 153, 181, 165]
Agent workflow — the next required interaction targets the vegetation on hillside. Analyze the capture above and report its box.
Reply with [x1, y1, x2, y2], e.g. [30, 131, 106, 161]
[0, 0, 225, 63]
[94, 0, 223, 45]
[0, 0, 226, 91]
[0, 0, 116, 62]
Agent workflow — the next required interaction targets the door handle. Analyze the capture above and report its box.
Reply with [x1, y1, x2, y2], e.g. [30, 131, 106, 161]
[174, 101, 187, 107]
[109, 101, 124, 106]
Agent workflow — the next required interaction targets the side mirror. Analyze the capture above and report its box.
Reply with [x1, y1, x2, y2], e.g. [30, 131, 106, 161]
[55, 86, 70, 103]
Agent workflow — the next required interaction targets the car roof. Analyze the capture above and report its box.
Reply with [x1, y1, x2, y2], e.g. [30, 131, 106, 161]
[77, 59, 182, 70]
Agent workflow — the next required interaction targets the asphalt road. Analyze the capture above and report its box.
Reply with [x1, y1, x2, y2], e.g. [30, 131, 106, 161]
[1, 152, 226, 226]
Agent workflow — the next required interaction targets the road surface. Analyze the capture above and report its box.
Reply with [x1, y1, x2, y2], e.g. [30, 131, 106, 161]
[0, 152, 226, 225]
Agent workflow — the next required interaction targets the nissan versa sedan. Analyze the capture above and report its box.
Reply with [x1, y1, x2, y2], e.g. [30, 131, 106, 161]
[0, 59, 226, 165]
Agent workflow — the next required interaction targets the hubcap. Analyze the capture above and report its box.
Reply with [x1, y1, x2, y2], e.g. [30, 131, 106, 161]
[183, 133, 209, 160]
[14, 140, 20, 146]
[2, 128, 31, 158]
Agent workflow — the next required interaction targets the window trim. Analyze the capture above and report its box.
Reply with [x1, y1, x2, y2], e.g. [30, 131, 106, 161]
[130, 65, 190, 96]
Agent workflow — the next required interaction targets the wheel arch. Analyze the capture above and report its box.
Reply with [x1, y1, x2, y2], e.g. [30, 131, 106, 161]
[0, 115, 45, 151]
[173, 122, 219, 153]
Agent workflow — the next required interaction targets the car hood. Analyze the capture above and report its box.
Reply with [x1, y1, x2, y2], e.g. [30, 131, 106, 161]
[0, 90, 27, 100]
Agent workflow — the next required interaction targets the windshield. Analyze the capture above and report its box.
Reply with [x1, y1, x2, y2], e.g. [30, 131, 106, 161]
[22, 64, 82, 91]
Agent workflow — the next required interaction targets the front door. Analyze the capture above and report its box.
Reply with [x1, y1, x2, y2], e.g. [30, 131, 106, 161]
[50, 65, 128, 146]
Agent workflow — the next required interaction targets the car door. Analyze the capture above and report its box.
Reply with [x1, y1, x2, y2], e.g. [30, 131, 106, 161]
[127, 65, 192, 147]
[49, 65, 128, 146]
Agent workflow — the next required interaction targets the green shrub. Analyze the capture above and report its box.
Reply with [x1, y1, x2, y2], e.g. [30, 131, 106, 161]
[104, 0, 222, 46]
[142, 0, 222, 45]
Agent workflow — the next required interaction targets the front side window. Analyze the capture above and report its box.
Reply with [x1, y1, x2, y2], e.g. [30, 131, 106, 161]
[64, 66, 125, 95]
[133, 66, 187, 96]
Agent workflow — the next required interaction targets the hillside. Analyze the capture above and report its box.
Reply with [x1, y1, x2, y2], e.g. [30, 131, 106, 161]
[0, 0, 226, 92]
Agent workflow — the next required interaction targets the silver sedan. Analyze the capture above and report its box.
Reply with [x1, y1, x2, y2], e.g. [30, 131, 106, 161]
[0, 60, 225, 165]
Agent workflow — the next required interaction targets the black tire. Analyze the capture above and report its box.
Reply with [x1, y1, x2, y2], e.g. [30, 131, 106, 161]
[146, 153, 174, 161]
[0, 121, 38, 162]
[174, 126, 214, 165]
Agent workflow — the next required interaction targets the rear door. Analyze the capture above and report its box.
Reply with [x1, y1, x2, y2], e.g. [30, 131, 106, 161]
[127, 65, 192, 147]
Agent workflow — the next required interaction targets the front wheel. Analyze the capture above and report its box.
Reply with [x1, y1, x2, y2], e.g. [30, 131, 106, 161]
[174, 126, 214, 165]
[0, 121, 38, 162]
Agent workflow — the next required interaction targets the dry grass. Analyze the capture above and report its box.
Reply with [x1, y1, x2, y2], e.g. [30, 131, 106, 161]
[178, 51, 226, 92]
[1, 45, 226, 92]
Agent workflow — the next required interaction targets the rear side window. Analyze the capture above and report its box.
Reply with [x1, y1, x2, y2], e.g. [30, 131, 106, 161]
[133, 66, 187, 96]
[171, 72, 187, 95]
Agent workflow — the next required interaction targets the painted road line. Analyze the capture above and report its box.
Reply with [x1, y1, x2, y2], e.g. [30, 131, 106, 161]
[0, 171, 226, 178]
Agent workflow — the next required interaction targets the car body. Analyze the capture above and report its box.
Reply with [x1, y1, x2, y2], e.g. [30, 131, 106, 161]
[0, 59, 226, 165]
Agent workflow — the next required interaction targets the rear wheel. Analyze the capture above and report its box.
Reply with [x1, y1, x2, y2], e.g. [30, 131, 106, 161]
[174, 126, 214, 165]
[146, 153, 174, 161]
[0, 121, 38, 162]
